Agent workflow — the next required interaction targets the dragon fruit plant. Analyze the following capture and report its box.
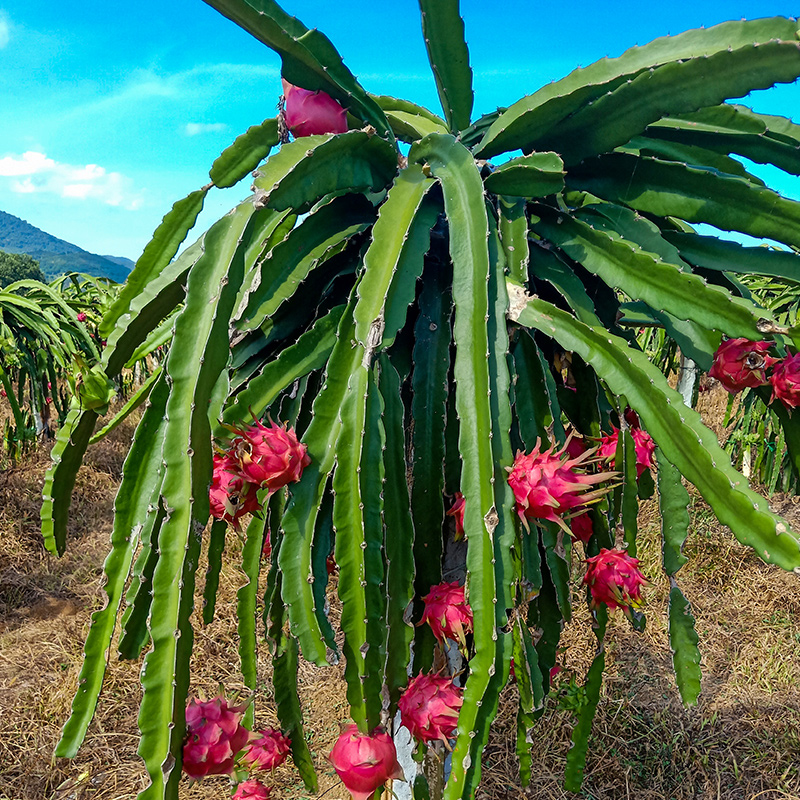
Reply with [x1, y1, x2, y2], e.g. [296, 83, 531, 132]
[42, 1, 800, 797]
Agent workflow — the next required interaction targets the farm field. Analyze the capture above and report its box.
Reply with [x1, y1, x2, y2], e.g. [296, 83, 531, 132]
[1, 389, 799, 800]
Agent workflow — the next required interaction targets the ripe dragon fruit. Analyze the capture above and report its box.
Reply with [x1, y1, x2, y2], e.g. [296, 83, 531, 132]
[231, 419, 311, 494]
[76, 312, 87, 322]
[282, 78, 348, 137]
[582, 548, 646, 612]
[329, 724, 404, 800]
[419, 580, 473, 646]
[597, 425, 656, 478]
[569, 509, 594, 543]
[770, 352, 800, 409]
[209, 453, 261, 529]
[242, 728, 291, 772]
[232, 780, 271, 800]
[446, 492, 466, 540]
[398, 673, 463, 745]
[708, 337, 778, 393]
[507, 438, 613, 525]
[182, 696, 251, 779]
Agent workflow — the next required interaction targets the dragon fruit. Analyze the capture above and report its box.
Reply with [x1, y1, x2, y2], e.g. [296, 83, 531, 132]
[76, 312, 87, 322]
[598, 426, 656, 477]
[242, 728, 291, 772]
[569, 509, 594, 543]
[182, 696, 251, 779]
[446, 492, 466, 540]
[770, 353, 800, 409]
[582, 548, 646, 612]
[419, 580, 473, 646]
[282, 79, 348, 137]
[709, 338, 778, 393]
[209, 453, 261, 529]
[329, 724, 404, 800]
[398, 673, 463, 745]
[232, 780, 271, 800]
[507, 438, 613, 524]
[231, 419, 311, 494]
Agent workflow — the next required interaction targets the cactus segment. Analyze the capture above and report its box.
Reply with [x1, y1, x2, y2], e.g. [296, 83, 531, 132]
[668, 584, 702, 707]
[54, 377, 169, 757]
[620, 426, 639, 558]
[101, 188, 208, 337]
[531, 204, 778, 340]
[209, 117, 280, 188]
[537, 43, 800, 166]
[570, 152, 800, 251]
[516, 297, 800, 571]
[512, 618, 543, 786]
[201, 519, 228, 626]
[372, 94, 449, 142]
[657, 449, 690, 577]
[124, 313, 179, 370]
[378, 355, 416, 710]
[476, 17, 800, 158]
[136, 200, 255, 799]
[201, 0, 391, 140]
[251, 131, 397, 214]
[498, 198, 529, 287]
[483, 152, 565, 198]
[416, 0, 474, 132]
[310, 488, 337, 653]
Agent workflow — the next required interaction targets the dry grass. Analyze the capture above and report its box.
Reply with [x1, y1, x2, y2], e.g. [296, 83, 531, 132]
[2, 385, 800, 800]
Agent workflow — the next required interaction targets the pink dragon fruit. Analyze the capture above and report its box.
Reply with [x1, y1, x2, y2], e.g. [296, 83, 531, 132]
[242, 728, 291, 771]
[282, 78, 348, 137]
[446, 492, 466, 540]
[507, 438, 613, 524]
[329, 724, 404, 800]
[582, 548, 646, 612]
[231, 419, 311, 494]
[569, 509, 594, 543]
[182, 696, 251, 779]
[76, 312, 87, 322]
[419, 580, 473, 646]
[598, 426, 656, 478]
[398, 673, 463, 745]
[209, 453, 261, 529]
[232, 780, 271, 800]
[770, 353, 800, 409]
[709, 338, 778, 393]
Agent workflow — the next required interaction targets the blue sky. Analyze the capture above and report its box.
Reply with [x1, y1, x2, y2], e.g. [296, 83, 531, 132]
[1, 0, 798, 260]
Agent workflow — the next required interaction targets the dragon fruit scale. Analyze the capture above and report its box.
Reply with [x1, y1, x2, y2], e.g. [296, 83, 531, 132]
[209, 453, 261, 529]
[446, 492, 466, 540]
[507, 438, 613, 525]
[282, 79, 348, 137]
[231, 419, 311, 494]
[582, 548, 646, 612]
[419, 580, 473, 646]
[398, 673, 463, 745]
[232, 780, 271, 800]
[329, 724, 404, 800]
[770, 352, 800, 409]
[182, 696, 251, 779]
[709, 337, 778, 393]
[242, 728, 291, 772]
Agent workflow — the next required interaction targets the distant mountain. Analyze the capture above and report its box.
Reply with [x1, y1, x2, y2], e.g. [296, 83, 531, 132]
[0, 210, 132, 283]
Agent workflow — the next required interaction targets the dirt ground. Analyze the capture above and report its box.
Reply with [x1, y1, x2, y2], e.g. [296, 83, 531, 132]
[1, 388, 800, 800]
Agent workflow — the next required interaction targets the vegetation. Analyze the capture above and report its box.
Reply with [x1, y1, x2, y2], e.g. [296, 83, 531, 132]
[0, 251, 44, 288]
[31, 3, 800, 800]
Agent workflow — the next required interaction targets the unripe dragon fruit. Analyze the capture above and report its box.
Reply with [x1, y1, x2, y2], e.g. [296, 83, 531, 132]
[582, 548, 646, 612]
[597, 425, 656, 478]
[569, 509, 594, 543]
[282, 78, 348, 137]
[398, 673, 463, 744]
[182, 696, 251, 779]
[329, 724, 404, 800]
[709, 337, 777, 393]
[231, 419, 311, 494]
[242, 728, 291, 771]
[446, 492, 466, 540]
[209, 453, 261, 529]
[770, 352, 800, 409]
[507, 438, 613, 524]
[419, 580, 473, 646]
[232, 780, 271, 800]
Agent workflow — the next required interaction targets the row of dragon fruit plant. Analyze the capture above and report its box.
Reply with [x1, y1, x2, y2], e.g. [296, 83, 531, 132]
[41, 0, 800, 797]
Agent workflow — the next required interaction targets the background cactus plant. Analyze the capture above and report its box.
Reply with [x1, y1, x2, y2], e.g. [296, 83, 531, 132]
[43, 2, 800, 798]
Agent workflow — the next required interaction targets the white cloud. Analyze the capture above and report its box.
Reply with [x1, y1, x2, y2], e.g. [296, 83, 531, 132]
[185, 122, 228, 136]
[0, 12, 10, 49]
[0, 150, 143, 209]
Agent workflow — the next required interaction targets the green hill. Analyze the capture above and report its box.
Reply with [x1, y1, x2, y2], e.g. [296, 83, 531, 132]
[0, 209, 133, 283]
